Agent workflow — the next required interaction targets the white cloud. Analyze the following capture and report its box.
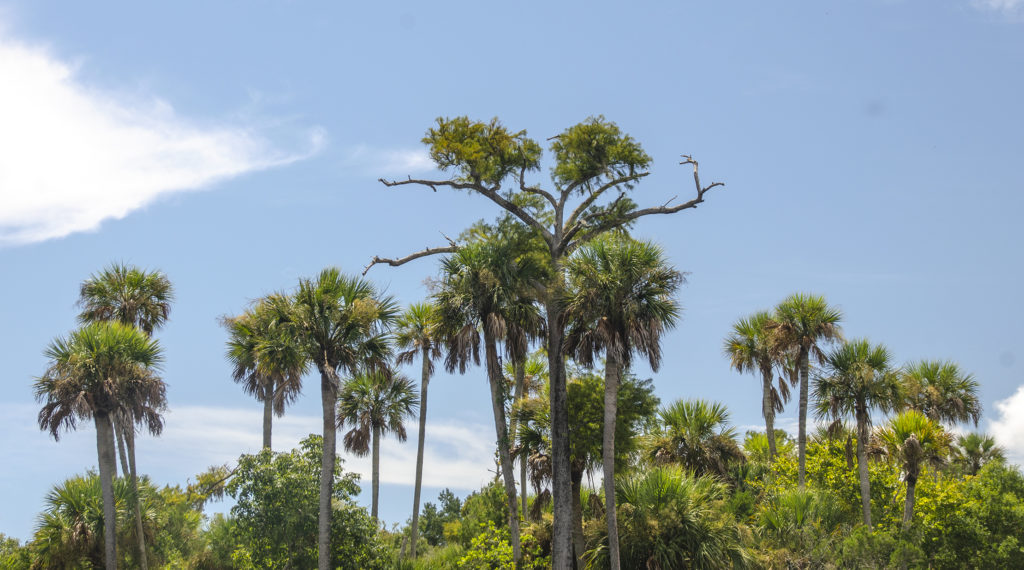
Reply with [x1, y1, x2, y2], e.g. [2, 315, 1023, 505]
[0, 33, 324, 246]
[135, 405, 495, 490]
[972, 0, 1024, 16]
[341, 144, 434, 175]
[989, 384, 1024, 465]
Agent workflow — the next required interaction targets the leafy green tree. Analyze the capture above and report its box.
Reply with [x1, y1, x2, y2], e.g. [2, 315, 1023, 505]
[225, 435, 390, 569]
[368, 116, 723, 569]
[337, 370, 418, 519]
[35, 322, 164, 570]
[287, 267, 397, 570]
[769, 293, 843, 489]
[901, 360, 982, 426]
[874, 410, 952, 529]
[223, 294, 307, 449]
[647, 399, 745, 478]
[0, 533, 29, 569]
[813, 339, 901, 527]
[951, 432, 1005, 476]
[419, 489, 464, 547]
[743, 430, 794, 464]
[562, 236, 681, 570]
[434, 232, 546, 566]
[725, 311, 788, 461]
[395, 302, 443, 557]
[76, 262, 173, 570]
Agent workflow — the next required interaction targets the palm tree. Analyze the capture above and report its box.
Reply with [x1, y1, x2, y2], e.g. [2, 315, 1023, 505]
[562, 236, 681, 570]
[288, 267, 397, 570]
[952, 432, 1005, 476]
[338, 370, 418, 520]
[902, 360, 982, 426]
[769, 293, 843, 489]
[874, 410, 951, 529]
[434, 234, 544, 568]
[35, 322, 165, 570]
[394, 302, 442, 557]
[506, 352, 548, 517]
[813, 339, 901, 527]
[724, 311, 789, 462]
[647, 399, 745, 478]
[224, 294, 307, 449]
[77, 262, 173, 570]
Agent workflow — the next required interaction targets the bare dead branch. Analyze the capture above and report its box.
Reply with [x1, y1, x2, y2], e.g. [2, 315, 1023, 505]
[519, 166, 557, 209]
[564, 172, 650, 229]
[362, 245, 458, 275]
[378, 177, 554, 246]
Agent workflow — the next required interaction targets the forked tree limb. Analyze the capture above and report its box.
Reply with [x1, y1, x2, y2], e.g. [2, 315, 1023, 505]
[379, 176, 553, 244]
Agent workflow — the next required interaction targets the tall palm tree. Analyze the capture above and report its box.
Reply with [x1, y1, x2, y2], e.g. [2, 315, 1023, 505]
[952, 432, 1005, 476]
[394, 302, 442, 557]
[874, 410, 951, 529]
[288, 267, 397, 570]
[434, 235, 544, 568]
[224, 294, 307, 449]
[77, 262, 173, 570]
[769, 293, 843, 489]
[338, 370, 418, 520]
[813, 339, 901, 527]
[647, 399, 745, 478]
[724, 311, 789, 462]
[35, 322, 165, 570]
[562, 236, 681, 570]
[902, 360, 982, 426]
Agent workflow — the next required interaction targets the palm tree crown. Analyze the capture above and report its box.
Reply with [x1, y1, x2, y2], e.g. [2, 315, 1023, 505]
[902, 360, 981, 426]
[338, 371, 419, 454]
[77, 263, 174, 336]
[648, 399, 745, 478]
[36, 322, 166, 438]
[874, 410, 952, 528]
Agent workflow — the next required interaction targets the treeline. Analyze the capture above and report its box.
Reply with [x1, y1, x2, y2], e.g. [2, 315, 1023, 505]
[6, 116, 1023, 569]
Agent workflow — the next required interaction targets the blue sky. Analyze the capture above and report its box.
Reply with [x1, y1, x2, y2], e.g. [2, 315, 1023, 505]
[2, 0, 1023, 541]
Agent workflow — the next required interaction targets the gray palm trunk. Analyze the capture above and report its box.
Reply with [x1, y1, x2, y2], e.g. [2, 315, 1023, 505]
[512, 359, 528, 519]
[483, 326, 522, 568]
[318, 367, 339, 570]
[545, 298, 573, 570]
[855, 406, 872, 527]
[124, 419, 149, 570]
[409, 347, 430, 558]
[603, 354, 622, 570]
[262, 384, 273, 450]
[760, 364, 777, 461]
[115, 420, 128, 478]
[797, 347, 810, 489]
[903, 469, 919, 530]
[95, 412, 118, 570]
[372, 426, 381, 519]
[570, 469, 585, 567]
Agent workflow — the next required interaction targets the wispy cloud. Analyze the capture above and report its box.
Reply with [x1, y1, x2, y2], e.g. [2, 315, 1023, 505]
[341, 144, 434, 176]
[972, 0, 1024, 17]
[989, 384, 1024, 465]
[0, 32, 325, 246]
[135, 406, 495, 490]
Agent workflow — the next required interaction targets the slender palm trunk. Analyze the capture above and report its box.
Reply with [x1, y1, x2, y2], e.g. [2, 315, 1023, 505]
[545, 298, 573, 570]
[262, 386, 273, 450]
[410, 347, 430, 558]
[603, 353, 622, 570]
[797, 347, 810, 489]
[95, 412, 118, 570]
[372, 426, 381, 520]
[115, 417, 128, 478]
[318, 367, 339, 570]
[855, 407, 872, 527]
[510, 357, 526, 517]
[125, 421, 149, 570]
[761, 364, 777, 461]
[483, 323, 522, 569]
[902, 471, 918, 530]
[570, 468, 585, 569]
